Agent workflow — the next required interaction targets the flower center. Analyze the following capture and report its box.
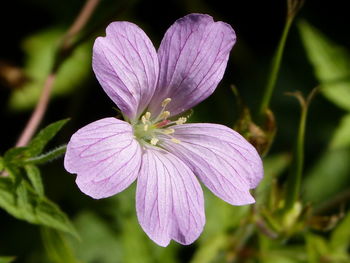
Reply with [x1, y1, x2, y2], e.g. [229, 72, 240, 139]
[133, 98, 187, 146]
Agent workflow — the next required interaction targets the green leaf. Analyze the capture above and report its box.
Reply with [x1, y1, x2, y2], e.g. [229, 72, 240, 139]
[331, 212, 350, 254]
[69, 211, 123, 263]
[330, 114, 350, 149]
[24, 164, 44, 196]
[256, 153, 291, 206]
[0, 157, 4, 172]
[3, 147, 31, 165]
[27, 118, 69, 155]
[41, 228, 80, 263]
[303, 148, 350, 204]
[9, 28, 91, 111]
[190, 234, 227, 263]
[0, 177, 78, 238]
[0, 257, 16, 263]
[298, 20, 350, 110]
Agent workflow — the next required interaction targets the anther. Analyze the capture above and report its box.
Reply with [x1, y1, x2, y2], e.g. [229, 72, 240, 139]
[141, 115, 147, 124]
[159, 111, 170, 120]
[161, 98, 172, 107]
[162, 128, 175, 135]
[175, 117, 187, 125]
[145, 112, 151, 120]
[171, 138, 181, 144]
[150, 138, 159, 145]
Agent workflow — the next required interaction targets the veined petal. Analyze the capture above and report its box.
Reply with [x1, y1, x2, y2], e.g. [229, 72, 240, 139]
[93, 22, 159, 120]
[64, 118, 142, 199]
[160, 123, 263, 206]
[148, 14, 236, 116]
[136, 146, 205, 247]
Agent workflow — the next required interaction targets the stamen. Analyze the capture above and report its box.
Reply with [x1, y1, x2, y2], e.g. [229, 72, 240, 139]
[159, 111, 170, 120]
[171, 138, 181, 144]
[143, 124, 149, 131]
[175, 117, 187, 125]
[150, 138, 159, 145]
[145, 112, 151, 120]
[161, 98, 172, 107]
[162, 128, 175, 135]
[141, 115, 147, 124]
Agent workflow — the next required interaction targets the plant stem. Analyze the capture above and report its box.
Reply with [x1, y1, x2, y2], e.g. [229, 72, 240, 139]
[15, 0, 101, 147]
[24, 145, 67, 165]
[258, 0, 304, 120]
[284, 89, 317, 211]
[258, 17, 293, 119]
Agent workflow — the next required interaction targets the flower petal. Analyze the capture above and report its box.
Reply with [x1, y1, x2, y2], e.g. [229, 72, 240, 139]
[136, 146, 205, 247]
[148, 14, 236, 116]
[160, 123, 263, 206]
[64, 118, 142, 199]
[93, 22, 159, 120]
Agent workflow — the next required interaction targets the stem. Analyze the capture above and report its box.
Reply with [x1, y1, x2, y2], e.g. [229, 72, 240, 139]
[258, 17, 293, 119]
[24, 145, 67, 165]
[284, 89, 317, 211]
[15, 0, 101, 147]
[258, 0, 304, 120]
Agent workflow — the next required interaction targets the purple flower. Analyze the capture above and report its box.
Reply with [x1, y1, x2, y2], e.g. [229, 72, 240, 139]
[64, 14, 263, 247]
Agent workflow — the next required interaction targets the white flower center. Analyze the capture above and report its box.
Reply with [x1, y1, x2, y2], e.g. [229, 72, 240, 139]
[133, 98, 186, 146]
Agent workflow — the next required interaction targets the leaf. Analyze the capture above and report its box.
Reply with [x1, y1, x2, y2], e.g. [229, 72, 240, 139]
[41, 228, 80, 263]
[24, 164, 44, 196]
[0, 177, 78, 238]
[27, 118, 69, 155]
[3, 147, 31, 165]
[256, 153, 291, 206]
[330, 114, 350, 149]
[330, 212, 350, 254]
[303, 148, 350, 204]
[298, 20, 350, 111]
[9, 28, 91, 111]
[190, 234, 227, 263]
[0, 257, 16, 263]
[69, 211, 123, 263]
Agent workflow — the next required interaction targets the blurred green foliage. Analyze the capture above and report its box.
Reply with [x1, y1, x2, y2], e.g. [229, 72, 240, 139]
[9, 28, 91, 111]
[0, 0, 350, 262]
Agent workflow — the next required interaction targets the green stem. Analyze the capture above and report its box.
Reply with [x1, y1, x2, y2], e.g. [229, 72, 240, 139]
[259, 16, 293, 119]
[285, 104, 306, 210]
[284, 89, 316, 211]
[24, 145, 67, 165]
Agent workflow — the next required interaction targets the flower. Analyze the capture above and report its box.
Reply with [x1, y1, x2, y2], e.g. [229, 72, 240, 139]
[64, 13, 263, 247]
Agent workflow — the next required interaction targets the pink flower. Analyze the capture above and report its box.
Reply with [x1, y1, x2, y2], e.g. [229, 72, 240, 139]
[64, 14, 263, 246]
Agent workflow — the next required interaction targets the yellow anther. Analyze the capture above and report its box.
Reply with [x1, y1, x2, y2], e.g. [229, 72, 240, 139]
[162, 129, 175, 135]
[161, 98, 172, 107]
[141, 115, 147, 124]
[145, 112, 151, 120]
[143, 124, 149, 131]
[159, 111, 170, 120]
[171, 138, 181, 144]
[175, 117, 187, 125]
[150, 138, 159, 145]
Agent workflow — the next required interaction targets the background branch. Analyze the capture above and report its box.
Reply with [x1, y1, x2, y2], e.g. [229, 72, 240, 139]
[15, 0, 101, 147]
